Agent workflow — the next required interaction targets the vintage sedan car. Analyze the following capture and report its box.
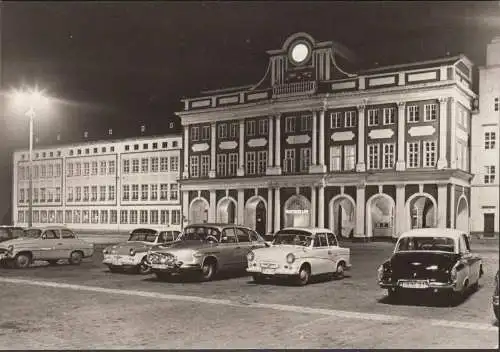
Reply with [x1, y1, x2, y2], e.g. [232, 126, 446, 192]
[147, 223, 268, 281]
[0, 226, 94, 268]
[102, 228, 180, 274]
[493, 270, 499, 321]
[247, 227, 351, 286]
[377, 228, 483, 302]
[0, 226, 25, 243]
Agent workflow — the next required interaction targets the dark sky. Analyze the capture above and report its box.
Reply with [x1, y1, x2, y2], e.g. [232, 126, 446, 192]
[0, 1, 499, 223]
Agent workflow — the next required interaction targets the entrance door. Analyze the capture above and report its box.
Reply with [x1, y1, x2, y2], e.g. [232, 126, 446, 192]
[255, 201, 266, 236]
[484, 214, 495, 234]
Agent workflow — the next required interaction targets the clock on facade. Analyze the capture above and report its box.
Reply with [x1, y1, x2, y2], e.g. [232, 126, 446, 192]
[290, 42, 310, 65]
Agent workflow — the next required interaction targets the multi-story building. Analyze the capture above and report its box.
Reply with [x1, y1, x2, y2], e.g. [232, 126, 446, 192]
[12, 135, 182, 231]
[176, 32, 476, 240]
[471, 37, 500, 236]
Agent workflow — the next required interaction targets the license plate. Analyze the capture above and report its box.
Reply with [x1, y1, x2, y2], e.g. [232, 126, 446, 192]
[262, 268, 275, 275]
[399, 280, 429, 289]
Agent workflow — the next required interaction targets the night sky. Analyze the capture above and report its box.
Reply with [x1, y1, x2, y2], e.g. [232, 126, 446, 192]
[0, 1, 499, 223]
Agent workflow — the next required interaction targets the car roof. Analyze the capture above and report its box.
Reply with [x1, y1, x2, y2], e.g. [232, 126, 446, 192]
[130, 228, 181, 233]
[185, 223, 251, 230]
[398, 228, 466, 240]
[278, 227, 333, 235]
[0, 225, 23, 229]
[26, 225, 71, 231]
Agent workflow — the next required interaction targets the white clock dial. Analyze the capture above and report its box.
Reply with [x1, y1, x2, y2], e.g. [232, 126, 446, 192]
[291, 43, 309, 63]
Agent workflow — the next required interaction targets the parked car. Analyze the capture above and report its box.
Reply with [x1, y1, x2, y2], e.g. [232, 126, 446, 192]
[377, 228, 483, 303]
[0, 226, 25, 243]
[0, 226, 94, 268]
[493, 270, 499, 321]
[102, 228, 180, 274]
[247, 227, 351, 286]
[147, 223, 268, 281]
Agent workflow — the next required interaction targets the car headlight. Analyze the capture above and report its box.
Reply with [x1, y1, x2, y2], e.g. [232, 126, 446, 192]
[286, 253, 295, 264]
[450, 266, 458, 282]
[247, 251, 255, 262]
[192, 251, 203, 258]
[377, 265, 384, 281]
[129, 248, 136, 256]
[7, 245, 14, 253]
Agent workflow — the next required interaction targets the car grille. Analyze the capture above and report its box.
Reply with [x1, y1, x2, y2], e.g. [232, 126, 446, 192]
[148, 253, 175, 265]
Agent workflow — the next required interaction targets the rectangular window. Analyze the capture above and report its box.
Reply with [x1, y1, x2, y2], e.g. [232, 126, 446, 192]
[368, 144, 380, 170]
[18, 210, 24, 223]
[65, 210, 72, 224]
[170, 156, 179, 172]
[330, 146, 341, 171]
[84, 162, 90, 176]
[330, 112, 342, 129]
[300, 115, 312, 132]
[108, 160, 115, 174]
[75, 187, 82, 201]
[73, 210, 81, 223]
[83, 186, 89, 201]
[246, 120, 256, 136]
[33, 188, 38, 203]
[150, 184, 158, 200]
[382, 143, 395, 169]
[131, 184, 139, 201]
[218, 123, 228, 138]
[284, 149, 295, 173]
[19, 189, 25, 203]
[108, 185, 115, 201]
[75, 163, 81, 176]
[132, 159, 139, 173]
[424, 104, 437, 121]
[123, 160, 130, 174]
[201, 126, 210, 140]
[407, 142, 420, 168]
[344, 111, 356, 128]
[200, 155, 210, 177]
[257, 151, 267, 174]
[494, 97, 499, 112]
[258, 119, 269, 135]
[55, 164, 61, 177]
[485, 132, 496, 150]
[122, 185, 130, 201]
[344, 145, 356, 171]
[47, 165, 53, 177]
[160, 157, 168, 172]
[484, 166, 496, 184]
[171, 210, 181, 225]
[91, 210, 99, 224]
[190, 155, 199, 178]
[91, 186, 98, 201]
[423, 141, 437, 167]
[100, 210, 108, 224]
[191, 126, 200, 141]
[285, 116, 296, 133]
[140, 210, 148, 224]
[151, 157, 159, 172]
[367, 109, 379, 126]
[100, 186, 106, 201]
[150, 210, 159, 224]
[120, 210, 128, 224]
[300, 148, 311, 172]
[67, 187, 73, 202]
[67, 163, 73, 177]
[141, 158, 148, 173]
[130, 210, 138, 224]
[91, 161, 98, 175]
[217, 154, 227, 177]
[160, 184, 168, 200]
[229, 123, 238, 138]
[40, 188, 46, 202]
[141, 184, 149, 200]
[160, 210, 169, 225]
[41, 165, 47, 178]
[407, 105, 419, 123]
[383, 107, 395, 125]
[170, 184, 178, 201]
[110, 210, 117, 224]
[47, 188, 54, 203]
[246, 152, 256, 175]
[228, 153, 238, 176]
[99, 161, 106, 175]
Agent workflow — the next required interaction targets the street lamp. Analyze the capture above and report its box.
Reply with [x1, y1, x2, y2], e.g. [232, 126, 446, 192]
[10, 87, 49, 227]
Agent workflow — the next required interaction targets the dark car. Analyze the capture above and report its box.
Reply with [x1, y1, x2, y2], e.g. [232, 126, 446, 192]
[377, 228, 483, 303]
[0, 226, 24, 243]
[493, 270, 499, 321]
[148, 223, 268, 281]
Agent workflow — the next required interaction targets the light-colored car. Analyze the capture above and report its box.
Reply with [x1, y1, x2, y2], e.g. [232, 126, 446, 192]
[102, 228, 180, 274]
[148, 223, 268, 281]
[247, 227, 351, 286]
[0, 226, 94, 268]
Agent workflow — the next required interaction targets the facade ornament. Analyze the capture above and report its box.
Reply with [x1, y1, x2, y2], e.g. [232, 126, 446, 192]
[397, 101, 406, 108]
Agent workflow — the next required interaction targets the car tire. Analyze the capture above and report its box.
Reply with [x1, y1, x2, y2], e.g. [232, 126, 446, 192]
[48, 260, 59, 266]
[155, 272, 171, 281]
[137, 257, 151, 275]
[15, 253, 31, 269]
[201, 261, 216, 281]
[335, 262, 345, 279]
[69, 251, 83, 265]
[296, 265, 310, 286]
[252, 273, 265, 283]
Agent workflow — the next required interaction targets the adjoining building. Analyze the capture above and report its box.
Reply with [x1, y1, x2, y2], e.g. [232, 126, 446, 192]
[12, 135, 182, 232]
[176, 32, 477, 240]
[471, 37, 500, 236]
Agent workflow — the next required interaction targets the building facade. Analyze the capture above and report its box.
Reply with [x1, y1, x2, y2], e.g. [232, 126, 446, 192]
[176, 32, 477, 240]
[12, 135, 183, 232]
[471, 37, 500, 236]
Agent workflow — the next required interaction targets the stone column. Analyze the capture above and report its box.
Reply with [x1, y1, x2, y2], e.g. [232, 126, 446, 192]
[310, 186, 317, 227]
[208, 190, 216, 222]
[274, 187, 281, 231]
[209, 123, 216, 178]
[449, 183, 456, 228]
[267, 188, 273, 234]
[395, 184, 405, 236]
[437, 184, 447, 228]
[275, 115, 281, 170]
[318, 108, 326, 171]
[312, 110, 317, 166]
[310, 109, 327, 173]
[182, 190, 189, 227]
[317, 184, 325, 228]
[356, 103, 366, 172]
[267, 116, 274, 168]
[449, 98, 457, 169]
[355, 185, 366, 238]
[183, 127, 189, 178]
[237, 121, 245, 176]
[437, 97, 449, 169]
[395, 102, 406, 171]
[237, 189, 245, 224]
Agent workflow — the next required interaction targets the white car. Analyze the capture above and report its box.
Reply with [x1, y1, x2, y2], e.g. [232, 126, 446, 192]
[247, 227, 351, 285]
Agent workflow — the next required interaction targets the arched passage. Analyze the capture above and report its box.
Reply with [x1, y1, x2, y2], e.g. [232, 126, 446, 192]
[284, 195, 311, 228]
[366, 193, 395, 238]
[456, 195, 469, 232]
[405, 193, 437, 231]
[328, 195, 356, 238]
[245, 196, 267, 235]
[189, 197, 209, 224]
[217, 197, 237, 224]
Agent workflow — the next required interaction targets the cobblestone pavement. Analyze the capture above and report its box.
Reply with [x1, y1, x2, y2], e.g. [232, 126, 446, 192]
[0, 241, 498, 349]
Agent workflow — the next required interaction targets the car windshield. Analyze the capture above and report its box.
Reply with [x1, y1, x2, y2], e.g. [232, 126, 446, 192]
[179, 226, 221, 242]
[273, 230, 313, 247]
[23, 229, 42, 238]
[128, 230, 158, 242]
[396, 236, 456, 253]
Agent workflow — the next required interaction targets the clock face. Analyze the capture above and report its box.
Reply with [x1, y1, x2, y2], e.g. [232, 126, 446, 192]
[290, 42, 309, 64]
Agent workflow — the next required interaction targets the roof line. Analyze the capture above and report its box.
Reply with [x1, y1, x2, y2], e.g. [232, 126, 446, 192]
[359, 55, 463, 74]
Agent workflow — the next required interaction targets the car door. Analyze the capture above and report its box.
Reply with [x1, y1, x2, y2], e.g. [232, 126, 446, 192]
[234, 227, 252, 267]
[39, 229, 60, 260]
[462, 233, 481, 284]
[326, 232, 340, 270]
[311, 233, 330, 274]
[60, 229, 79, 257]
[219, 227, 240, 268]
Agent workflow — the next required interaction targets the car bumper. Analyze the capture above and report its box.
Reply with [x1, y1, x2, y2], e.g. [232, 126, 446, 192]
[247, 264, 300, 276]
[150, 262, 201, 273]
[379, 280, 456, 292]
[0, 253, 13, 261]
[103, 255, 141, 267]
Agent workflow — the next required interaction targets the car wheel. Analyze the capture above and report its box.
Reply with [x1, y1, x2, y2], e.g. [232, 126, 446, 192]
[252, 273, 265, 283]
[201, 261, 216, 281]
[335, 262, 345, 279]
[15, 253, 31, 269]
[48, 260, 59, 266]
[137, 257, 151, 275]
[155, 272, 171, 281]
[69, 251, 83, 265]
[296, 265, 310, 286]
